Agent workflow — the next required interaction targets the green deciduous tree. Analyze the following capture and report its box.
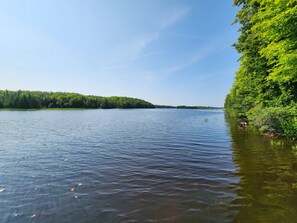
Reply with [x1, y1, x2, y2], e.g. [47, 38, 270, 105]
[225, 0, 297, 139]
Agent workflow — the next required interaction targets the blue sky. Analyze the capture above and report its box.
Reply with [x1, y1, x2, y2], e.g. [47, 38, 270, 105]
[0, 0, 239, 106]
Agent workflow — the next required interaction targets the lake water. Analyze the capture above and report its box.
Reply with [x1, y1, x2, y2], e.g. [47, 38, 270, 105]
[0, 109, 297, 223]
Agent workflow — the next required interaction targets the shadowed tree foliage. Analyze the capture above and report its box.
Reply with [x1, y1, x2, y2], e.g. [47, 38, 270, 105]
[225, 0, 297, 139]
[0, 90, 155, 109]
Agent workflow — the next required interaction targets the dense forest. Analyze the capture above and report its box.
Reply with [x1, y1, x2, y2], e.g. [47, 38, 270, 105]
[225, 0, 297, 139]
[0, 90, 155, 109]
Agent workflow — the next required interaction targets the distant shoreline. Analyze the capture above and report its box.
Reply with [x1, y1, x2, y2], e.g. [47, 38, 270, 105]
[0, 89, 221, 110]
[0, 90, 154, 109]
[154, 105, 223, 109]
[0, 107, 223, 111]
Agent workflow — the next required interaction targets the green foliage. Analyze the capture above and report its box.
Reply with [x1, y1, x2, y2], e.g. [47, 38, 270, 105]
[247, 106, 297, 139]
[252, 0, 297, 83]
[225, 0, 297, 139]
[0, 90, 155, 109]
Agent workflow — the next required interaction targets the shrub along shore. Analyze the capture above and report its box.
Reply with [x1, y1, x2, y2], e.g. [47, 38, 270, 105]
[225, 1, 297, 140]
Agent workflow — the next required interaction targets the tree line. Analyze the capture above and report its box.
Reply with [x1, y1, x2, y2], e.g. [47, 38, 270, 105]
[0, 90, 155, 109]
[154, 105, 221, 109]
[225, 0, 297, 139]
[177, 105, 222, 109]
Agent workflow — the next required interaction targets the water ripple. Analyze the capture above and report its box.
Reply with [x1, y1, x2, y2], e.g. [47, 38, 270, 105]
[0, 109, 238, 223]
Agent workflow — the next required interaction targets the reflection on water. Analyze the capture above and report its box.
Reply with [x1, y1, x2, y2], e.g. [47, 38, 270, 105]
[0, 109, 296, 222]
[227, 117, 297, 223]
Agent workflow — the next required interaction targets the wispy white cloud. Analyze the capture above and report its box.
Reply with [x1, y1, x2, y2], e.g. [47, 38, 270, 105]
[149, 39, 222, 80]
[98, 7, 191, 73]
[167, 32, 204, 40]
[116, 33, 160, 61]
[132, 51, 165, 59]
[160, 7, 191, 29]
[97, 37, 223, 85]
[124, 7, 191, 58]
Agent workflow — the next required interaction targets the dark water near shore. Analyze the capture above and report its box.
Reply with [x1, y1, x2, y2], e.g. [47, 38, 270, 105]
[0, 109, 297, 223]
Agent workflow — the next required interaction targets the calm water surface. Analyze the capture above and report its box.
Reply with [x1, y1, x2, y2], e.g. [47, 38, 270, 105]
[0, 109, 296, 223]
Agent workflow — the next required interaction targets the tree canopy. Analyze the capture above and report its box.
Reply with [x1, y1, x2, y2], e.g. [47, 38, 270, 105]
[225, 0, 297, 139]
[0, 90, 155, 109]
